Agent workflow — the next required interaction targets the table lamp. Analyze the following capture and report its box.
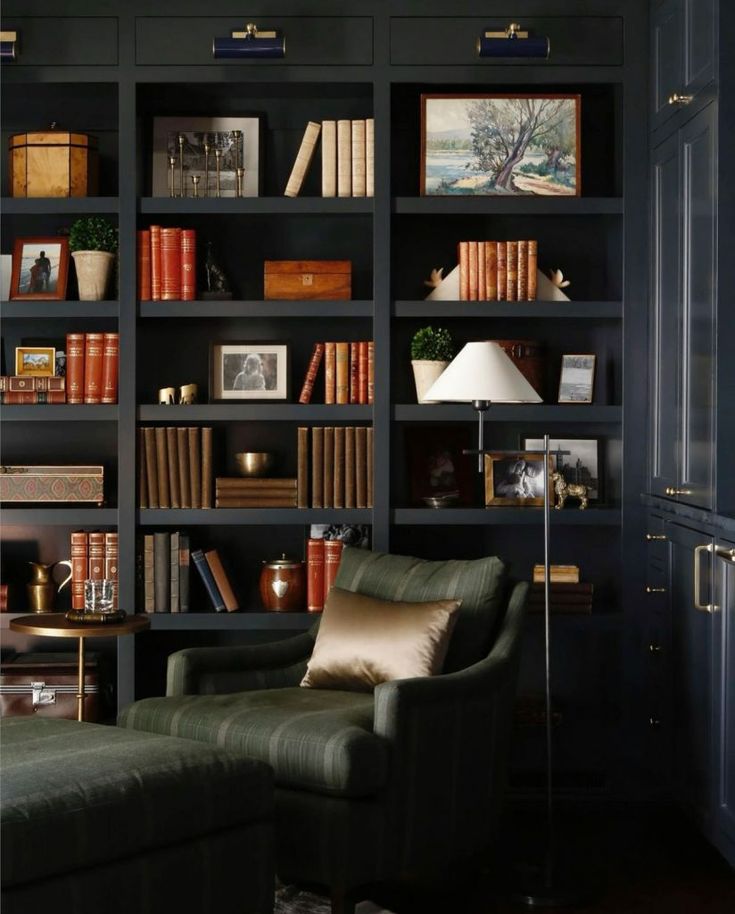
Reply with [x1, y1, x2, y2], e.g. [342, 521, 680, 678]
[424, 341, 542, 471]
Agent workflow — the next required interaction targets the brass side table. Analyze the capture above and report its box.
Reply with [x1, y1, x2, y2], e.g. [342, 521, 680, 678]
[9, 613, 150, 721]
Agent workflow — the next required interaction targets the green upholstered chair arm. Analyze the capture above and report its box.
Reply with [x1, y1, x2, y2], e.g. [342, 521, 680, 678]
[166, 631, 316, 696]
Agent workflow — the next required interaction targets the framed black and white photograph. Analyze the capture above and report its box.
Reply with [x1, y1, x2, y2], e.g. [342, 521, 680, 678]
[558, 354, 596, 403]
[484, 452, 553, 507]
[210, 342, 289, 401]
[152, 116, 262, 197]
[523, 437, 601, 501]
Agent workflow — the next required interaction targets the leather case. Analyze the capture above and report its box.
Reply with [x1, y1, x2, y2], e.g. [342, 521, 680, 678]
[0, 652, 100, 721]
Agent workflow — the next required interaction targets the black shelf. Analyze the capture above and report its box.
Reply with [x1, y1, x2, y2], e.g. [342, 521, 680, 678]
[138, 509, 372, 525]
[392, 508, 621, 526]
[1, 197, 120, 214]
[1, 508, 118, 525]
[139, 197, 374, 215]
[144, 612, 316, 631]
[2, 405, 118, 422]
[393, 197, 624, 216]
[1, 301, 119, 319]
[393, 404, 622, 423]
[138, 404, 372, 422]
[393, 300, 622, 319]
[140, 300, 374, 318]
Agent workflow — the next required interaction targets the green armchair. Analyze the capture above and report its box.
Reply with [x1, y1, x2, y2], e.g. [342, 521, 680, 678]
[119, 549, 528, 914]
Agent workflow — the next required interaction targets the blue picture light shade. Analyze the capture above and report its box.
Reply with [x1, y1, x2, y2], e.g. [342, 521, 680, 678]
[1, 31, 17, 61]
[478, 23, 549, 59]
[213, 23, 284, 59]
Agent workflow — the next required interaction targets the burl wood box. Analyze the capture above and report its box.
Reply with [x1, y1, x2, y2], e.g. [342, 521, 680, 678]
[0, 465, 104, 503]
[264, 260, 352, 300]
[9, 130, 99, 197]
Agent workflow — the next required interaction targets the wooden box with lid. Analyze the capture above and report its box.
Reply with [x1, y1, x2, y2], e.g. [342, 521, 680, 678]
[9, 128, 99, 197]
[264, 260, 352, 300]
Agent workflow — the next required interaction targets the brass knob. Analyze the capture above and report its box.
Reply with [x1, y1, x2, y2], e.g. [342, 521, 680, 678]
[646, 534, 668, 542]
[646, 586, 666, 594]
[649, 717, 661, 728]
[668, 92, 693, 105]
[648, 643, 662, 654]
[665, 486, 693, 496]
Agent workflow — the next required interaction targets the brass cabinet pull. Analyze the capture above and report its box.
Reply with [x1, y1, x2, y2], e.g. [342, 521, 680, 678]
[649, 717, 661, 728]
[694, 543, 717, 612]
[668, 92, 693, 105]
[715, 547, 735, 565]
[646, 534, 668, 542]
[645, 586, 666, 594]
[665, 486, 693, 496]
[648, 643, 663, 654]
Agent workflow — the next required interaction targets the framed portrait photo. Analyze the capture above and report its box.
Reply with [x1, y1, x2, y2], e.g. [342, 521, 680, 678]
[484, 452, 553, 507]
[15, 346, 56, 377]
[210, 341, 290, 402]
[9, 237, 69, 300]
[523, 437, 601, 501]
[421, 93, 581, 197]
[152, 116, 263, 197]
[558, 354, 596, 403]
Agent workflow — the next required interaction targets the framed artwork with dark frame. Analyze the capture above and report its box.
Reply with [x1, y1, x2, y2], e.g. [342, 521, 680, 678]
[558, 354, 596, 403]
[484, 451, 553, 507]
[209, 341, 290, 402]
[523, 437, 601, 502]
[9, 237, 70, 301]
[421, 93, 581, 196]
[405, 425, 475, 507]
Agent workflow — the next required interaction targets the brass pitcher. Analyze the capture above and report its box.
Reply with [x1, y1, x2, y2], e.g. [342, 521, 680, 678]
[27, 560, 73, 613]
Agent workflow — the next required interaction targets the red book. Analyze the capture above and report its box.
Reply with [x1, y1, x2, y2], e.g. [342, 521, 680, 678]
[323, 539, 344, 606]
[66, 332, 85, 404]
[0, 584, 7, 612]
[137, 229, 151, 301]
[478, 241, 486, 301]
[101, 332, 119, 404]
[458, 242, 469, 300]
[299, 343, 325, 404]
[70, 531, 88, 610]
[105, 532, 118, 610]
[181, 228, 196, 301]
[88, 532, 105, 581]
[83, 333, 104, 404]
[150, 225, 162, 301]
[324, 342, 336, 404]
[358, 341, 369, 405]
[2, 391, 65, 404]
[367, 341, 374, 404]
[349, 342, 359, 404]
[307, 538, 325, 613]
[161, 227, 181, 301]
[6, 376, 65, 392]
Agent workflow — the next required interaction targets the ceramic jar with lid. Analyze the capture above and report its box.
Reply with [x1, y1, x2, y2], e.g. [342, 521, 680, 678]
[259, 554, 305, 612]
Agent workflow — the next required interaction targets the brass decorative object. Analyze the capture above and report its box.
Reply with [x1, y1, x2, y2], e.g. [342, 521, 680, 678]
[423, 267, 444, 289]
[214, 148, 222, 197]
[547, 268, 571, 289]
[27, 560, 72, 613]
[234, 452, 274, 477]
[551, 471, 588, 509]
[158, 386, 176, 404]
[178, 133, 185, 197]
[168, 155, 177, 197]
[203, 134, 210, 197]
[190, 174, 201, 198]
[179, 383, 198, 404]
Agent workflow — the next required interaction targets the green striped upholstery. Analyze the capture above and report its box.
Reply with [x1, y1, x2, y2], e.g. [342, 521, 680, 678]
[120, 687, 386, 798]
[334, 547, 507, 672]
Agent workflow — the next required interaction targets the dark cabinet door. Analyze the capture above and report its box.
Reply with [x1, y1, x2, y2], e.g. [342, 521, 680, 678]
[652, 0, 683, 131]
[684, 0, 716, 96]
[713, 539, 735, 866]
[650, 133, 681, 499]
[679, 103, 716, 510]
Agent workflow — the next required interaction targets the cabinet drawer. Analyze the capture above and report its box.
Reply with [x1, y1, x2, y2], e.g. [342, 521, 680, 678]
[390, 17, 622, 66]
[136, 17, 372, 66]
[2, 17, 118, 66]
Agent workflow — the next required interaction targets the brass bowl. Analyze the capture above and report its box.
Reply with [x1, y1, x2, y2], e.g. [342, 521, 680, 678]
[235, 452, 274, 477]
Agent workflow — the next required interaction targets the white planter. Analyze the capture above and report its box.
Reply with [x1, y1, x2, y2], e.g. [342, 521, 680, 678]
[411, 360, 449, 403]
[72, 250, 114, 301]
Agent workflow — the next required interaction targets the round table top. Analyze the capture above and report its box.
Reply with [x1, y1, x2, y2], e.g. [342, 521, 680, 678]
[9, 613, 150, 638]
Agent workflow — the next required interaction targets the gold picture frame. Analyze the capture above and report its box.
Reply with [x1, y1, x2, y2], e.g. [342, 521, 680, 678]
[15, 346, 56, 378]
[484, 451, 553, 507]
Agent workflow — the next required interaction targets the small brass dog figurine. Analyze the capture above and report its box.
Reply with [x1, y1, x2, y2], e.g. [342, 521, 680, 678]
[552, 471, 588, 510]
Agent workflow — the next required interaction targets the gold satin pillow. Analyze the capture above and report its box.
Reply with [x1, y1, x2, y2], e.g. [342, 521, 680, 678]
[300, 587, 461, 692]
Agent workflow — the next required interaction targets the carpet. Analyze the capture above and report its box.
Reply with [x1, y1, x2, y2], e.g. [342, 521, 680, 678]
[275, 885, 394, 914]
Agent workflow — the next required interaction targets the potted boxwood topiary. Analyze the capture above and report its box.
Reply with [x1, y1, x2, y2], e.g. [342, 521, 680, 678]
[69, 216, 118, 301]
[410, 326, 455, 403]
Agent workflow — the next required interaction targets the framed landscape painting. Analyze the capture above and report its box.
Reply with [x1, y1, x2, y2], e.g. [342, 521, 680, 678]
[421, 94, 581, 196]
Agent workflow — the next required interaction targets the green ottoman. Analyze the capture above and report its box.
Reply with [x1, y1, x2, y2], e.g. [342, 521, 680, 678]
[1, 717, 274, 914]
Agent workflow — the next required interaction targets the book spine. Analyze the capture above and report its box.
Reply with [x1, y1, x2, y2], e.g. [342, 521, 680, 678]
[468, 241, 479, 301]
[215, 477, 298, 491]
[486, 241, 498, 301]
[298, 342, 324, 404]
[527, 240, 538, 301]
[191, 549, 226, 612]
[160, 227, 181, 301]
[321, 119, 337, 198]
[177, 426, 191, 509]
[169, 531, 180, 613]
[154, 426, 170, 509]
[100, 332, 119, 404]
[358, 341, 369, 404]
[188, 426, 201, 509]
[88, 532, 105, 582]
[351, 119, 366, 198]
[204, 549, 239, 612]
[496, 242, 507, 301]
[337, 119, 352, 198]
[179, 534, 190, 613]
[284, 121, 321, 198]
[311, 426, 324, 508]
[334, 425, 345, 508]
[166, 426, 180, 508]
[518, 240, 528, 301]
[215, 496, 298, 508]
[66, 333, 85, 404]
[348, 342, 359, 404]
[335, 342, 349, 404]
[138, 229, 151, 301]
[365, 118, 374, 198]
[355, 426, 367, 508]
[105, 531, 118, 610]
[367, 341, 374, 405]
[324, 342, 336, 404]
[138, 427, 148, 509]
[306, 538, 325, 612]
[70, 531, 88, 610]
[143, 426, 159, 508]
[458, 242, 469, 301]
[323, 539, 344, 605]
[82, 333, 103, 404]
[297, 426, 309, 508]
[1, 391, 64, 404]
[6, 376, 64, 392]
[181, 229, 196, 301]
[201, 426, 212, 509]
[323, 426, 334, 508]
[215, 487, 298, 498]
[152, 532, 168, 612]
[478, 241, 487, 301]
[366, 425, 374, 508]
[0, 584, 7, 612]
[143, 534, 155, 613]
[506, 241, 518, 302]
[150, 225, 162, 301]
[344, 426, 356, 508]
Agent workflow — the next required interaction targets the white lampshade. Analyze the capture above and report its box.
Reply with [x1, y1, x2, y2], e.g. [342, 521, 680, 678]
[424, 341, 542, 403]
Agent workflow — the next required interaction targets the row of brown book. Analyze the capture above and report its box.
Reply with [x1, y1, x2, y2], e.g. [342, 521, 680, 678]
[215, 477, 297, 509]
[0, 376, 65, 404]
[141, 531, 190, 612]
[458, 240, 538, 302]
[285, 119, 375, 198]
[66, 332, 119, 404]
[527, 582, 593, 614]
[297, 426, 374, 509]
[306, 537, 344, 612]
[299, 341, 375, 405]
[137, 226, 197, 302]
[70, 531, 118, 611]
[138, 426, 213, 509]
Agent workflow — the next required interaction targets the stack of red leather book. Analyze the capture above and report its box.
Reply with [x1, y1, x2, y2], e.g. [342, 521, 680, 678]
[137, 226, 196, 301]
[306, 537, 344, 612]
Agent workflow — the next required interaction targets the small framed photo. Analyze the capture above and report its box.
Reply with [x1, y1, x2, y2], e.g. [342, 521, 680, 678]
[15, 346, 56, 377]
[523, 437, 601, 501]
[558, 354, 596, 403]
[152, 116, 263, 197]
[210, 341, 290, 402]
[421, 93, 581, 196]
[9, 237, 70, 301]
[405, 425, 475, 507]
[484, 452, 553, 507]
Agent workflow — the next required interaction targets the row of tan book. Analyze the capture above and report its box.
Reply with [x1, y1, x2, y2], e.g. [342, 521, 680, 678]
[532, 564, 580, 583]
[137, 226, 197, 302]
[215, 477, 297, 509]
[297, 426, 374, 509]
[139, 426, 213, 509]
[458, 240, 538, 301]
[70, 531, 118, 611]
[285, 119, 375, 198]
[299, 341, 375, 404]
